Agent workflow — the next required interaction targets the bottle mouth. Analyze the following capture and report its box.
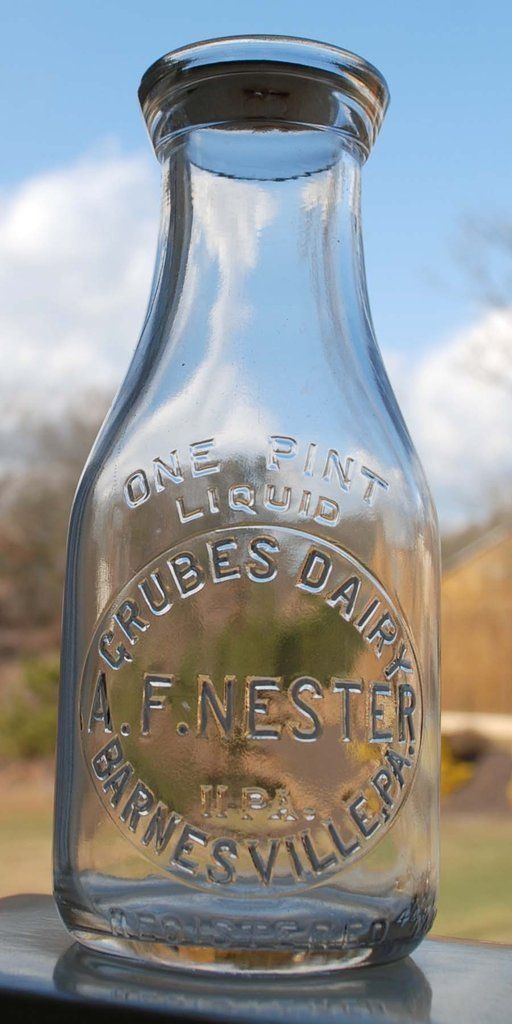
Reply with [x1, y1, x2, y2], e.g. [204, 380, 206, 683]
[139, 35, 389, 160]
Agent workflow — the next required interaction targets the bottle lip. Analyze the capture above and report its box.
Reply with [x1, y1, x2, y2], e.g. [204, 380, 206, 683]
[139, 35, 389, 148]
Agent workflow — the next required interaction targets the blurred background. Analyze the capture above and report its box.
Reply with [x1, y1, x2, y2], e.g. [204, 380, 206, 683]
[0, 1, 511, 941]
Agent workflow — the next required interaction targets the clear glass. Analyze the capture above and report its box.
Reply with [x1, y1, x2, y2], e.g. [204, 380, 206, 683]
[54, 35, 440, 973]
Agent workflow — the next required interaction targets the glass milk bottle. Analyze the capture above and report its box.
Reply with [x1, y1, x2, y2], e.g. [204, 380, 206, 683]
[54, 36, 440, 972]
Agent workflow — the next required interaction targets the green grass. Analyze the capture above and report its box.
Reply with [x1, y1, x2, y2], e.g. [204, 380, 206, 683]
[0, 788, 510, 945]
[432, 816, 512, 943]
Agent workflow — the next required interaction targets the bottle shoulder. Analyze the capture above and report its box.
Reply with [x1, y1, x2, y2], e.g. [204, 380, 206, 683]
[67, 310, 439, 621]
[86, 342, 432, 514]
[69, 398, 438, 589]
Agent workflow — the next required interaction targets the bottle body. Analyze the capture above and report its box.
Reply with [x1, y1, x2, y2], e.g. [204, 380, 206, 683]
[54, 38, 439, 972]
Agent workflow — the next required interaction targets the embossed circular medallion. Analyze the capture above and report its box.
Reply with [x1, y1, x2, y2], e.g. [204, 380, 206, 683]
[81, 526, 422, 893]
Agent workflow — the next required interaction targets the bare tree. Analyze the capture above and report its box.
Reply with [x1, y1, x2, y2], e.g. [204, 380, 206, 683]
[454, 216, 512, 392]
[441, 216, 512, 556]
[0, 392, 109, 638]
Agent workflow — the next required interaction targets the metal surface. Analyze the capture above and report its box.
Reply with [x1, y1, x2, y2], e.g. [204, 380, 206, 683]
[0, 895, 510, 1022]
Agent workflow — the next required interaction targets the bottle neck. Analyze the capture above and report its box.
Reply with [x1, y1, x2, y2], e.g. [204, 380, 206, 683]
[110, 123, 409, 520]
[148, 128, 373, 370]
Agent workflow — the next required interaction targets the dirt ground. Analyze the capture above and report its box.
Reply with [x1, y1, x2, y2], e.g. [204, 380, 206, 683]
[0, 760, 55, 895]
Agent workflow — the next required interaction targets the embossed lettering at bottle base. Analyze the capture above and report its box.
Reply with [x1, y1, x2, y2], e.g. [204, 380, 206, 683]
[54, 37, 439, 972]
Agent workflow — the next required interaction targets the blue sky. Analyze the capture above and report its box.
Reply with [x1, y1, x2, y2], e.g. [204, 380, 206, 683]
[1, 1, 511, 526]
[3, 0, 512, 354]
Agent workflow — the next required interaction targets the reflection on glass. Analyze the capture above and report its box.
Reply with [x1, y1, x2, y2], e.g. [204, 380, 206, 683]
[54, 942, 433, 1023]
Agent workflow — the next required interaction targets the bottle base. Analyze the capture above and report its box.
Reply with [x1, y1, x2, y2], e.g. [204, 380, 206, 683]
[55, 873, 434, 975]
[64, 920, 424, 975]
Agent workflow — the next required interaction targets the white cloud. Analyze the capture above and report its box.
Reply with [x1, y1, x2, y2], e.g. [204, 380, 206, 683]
[0, 148, 510, 529]
[0, 147, 158, 432]
[390, 309, 512, 528]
